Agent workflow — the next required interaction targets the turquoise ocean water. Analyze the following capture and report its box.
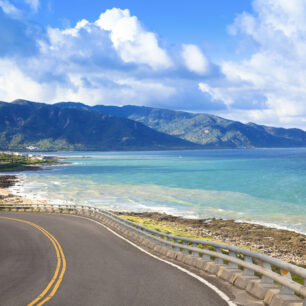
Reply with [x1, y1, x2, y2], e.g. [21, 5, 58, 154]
[12, 148, 306, 234]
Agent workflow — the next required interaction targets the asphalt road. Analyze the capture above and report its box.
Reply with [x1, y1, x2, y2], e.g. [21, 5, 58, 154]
[0, 212, 229, 306]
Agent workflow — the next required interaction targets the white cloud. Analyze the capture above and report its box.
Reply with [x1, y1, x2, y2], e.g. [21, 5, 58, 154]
[199, 83, 235, 106]
[0, 0, 39, 16]
[0, 5, 220, 113]
[0, 0, 21, 18]
[0, 58, 53, 101]
[25, 0, 39, 12]
[182, 44, 209, 75]
[95, 8, 173, 70]
[200, 0, 306, 129]
[0, 7, 180, 106]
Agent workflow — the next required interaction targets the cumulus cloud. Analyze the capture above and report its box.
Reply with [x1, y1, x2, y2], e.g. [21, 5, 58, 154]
[0, 7, 218, 110]
[96, 8, 173, 69]
[200, 0, 306, 128]
[182, 44, 209, 75]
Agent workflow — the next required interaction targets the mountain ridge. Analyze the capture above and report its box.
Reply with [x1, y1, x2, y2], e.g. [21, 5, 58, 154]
[55, 102, 306, 148]
[1, 99, 305, 150]
[0, 100, 199, 151]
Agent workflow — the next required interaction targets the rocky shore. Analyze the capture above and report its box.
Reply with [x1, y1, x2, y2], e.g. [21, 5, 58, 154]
[0, 175, 17, 188]
[117, 212, 306, 266]
[0, 175, 46, 205]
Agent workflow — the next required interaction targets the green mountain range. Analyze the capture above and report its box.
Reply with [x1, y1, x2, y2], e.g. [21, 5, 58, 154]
[56, 103, 306, 148]
[0, 100, 198, 151]
[0, 99, 305, 151]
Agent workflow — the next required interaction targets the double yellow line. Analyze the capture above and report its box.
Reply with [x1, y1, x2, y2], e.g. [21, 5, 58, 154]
[0, 217, 66, 306]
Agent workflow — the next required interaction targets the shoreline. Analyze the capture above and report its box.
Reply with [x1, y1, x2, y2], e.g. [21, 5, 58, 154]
[0, 174, 48, 205]
[0, 173, 305, 266]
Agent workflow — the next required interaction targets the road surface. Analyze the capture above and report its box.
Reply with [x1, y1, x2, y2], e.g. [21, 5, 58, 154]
[0, 212, 229, 306]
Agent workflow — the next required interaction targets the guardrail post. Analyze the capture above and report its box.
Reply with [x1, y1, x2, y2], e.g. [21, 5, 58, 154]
[261, 262, 273, 284]
[215, 248, 223, 264]
[174, 239, 181, 251]
[182, 241, 189, 254]
[243, 256, 254, 276]
[280, 270, 295, 294]
[192, 243, 199, 257]
[160, 235, 166, 246]
[147, 230, 153, 240]
[228, 251, 238, 268]
[166, 237, 172, 249]
[201, 245, 210, 261]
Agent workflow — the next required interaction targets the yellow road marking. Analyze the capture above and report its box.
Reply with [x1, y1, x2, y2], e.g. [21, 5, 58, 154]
[27, 227, 61, 305]
[36, 228, 66, 306]
[0, 217, 66, 306]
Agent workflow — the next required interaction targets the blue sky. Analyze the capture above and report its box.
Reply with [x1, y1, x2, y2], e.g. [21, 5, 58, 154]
[0, 0, 306, 129]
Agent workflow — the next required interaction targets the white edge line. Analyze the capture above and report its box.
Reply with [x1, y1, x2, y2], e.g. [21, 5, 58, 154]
[69, 214, 236, 306]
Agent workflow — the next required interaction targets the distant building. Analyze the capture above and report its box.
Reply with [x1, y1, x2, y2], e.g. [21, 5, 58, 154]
[31, 155, 44, 160]
[26, 146, 40, 151]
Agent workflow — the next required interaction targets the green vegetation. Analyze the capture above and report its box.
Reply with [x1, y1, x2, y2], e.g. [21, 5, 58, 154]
[89, 104, 306, 148]
[1, 99, 305, 150]
[0, 153, 54, 171]
[0, 100, 199, 151]
[1, 100, 305, 150]
[121, 215, 217, 242]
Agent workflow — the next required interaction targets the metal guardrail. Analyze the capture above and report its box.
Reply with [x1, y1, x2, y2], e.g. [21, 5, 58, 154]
[1, 203, 305, 301]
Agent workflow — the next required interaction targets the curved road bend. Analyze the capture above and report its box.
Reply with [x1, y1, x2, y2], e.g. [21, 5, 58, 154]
[0, 212, 229, 306]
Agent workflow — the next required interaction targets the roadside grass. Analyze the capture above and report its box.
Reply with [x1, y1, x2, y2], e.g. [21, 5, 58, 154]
[119, 214, 217, 241]
[119, 215, 262, 251]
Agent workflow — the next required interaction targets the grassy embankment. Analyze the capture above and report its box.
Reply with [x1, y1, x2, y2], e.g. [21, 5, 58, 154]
[120, 214, 215, 240]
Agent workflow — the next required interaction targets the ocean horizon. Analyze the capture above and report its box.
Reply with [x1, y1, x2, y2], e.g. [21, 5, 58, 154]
[9, 148, 306, 234]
